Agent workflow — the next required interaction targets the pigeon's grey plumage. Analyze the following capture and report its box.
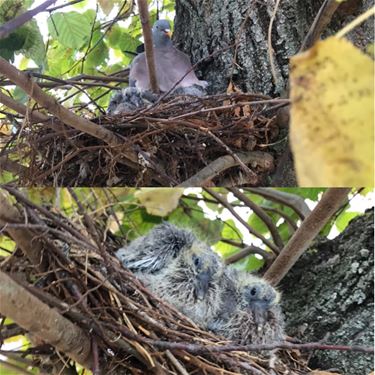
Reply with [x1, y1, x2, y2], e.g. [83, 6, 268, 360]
[209, 268, 285, 345]
[116, 223, 223, 325]
[116, 223, 285, 343]
[129, 19, 207, 93]
[107, 20, 207, 114]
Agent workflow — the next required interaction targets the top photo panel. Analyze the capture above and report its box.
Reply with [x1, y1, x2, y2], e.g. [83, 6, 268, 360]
[0, 0, 373, 187]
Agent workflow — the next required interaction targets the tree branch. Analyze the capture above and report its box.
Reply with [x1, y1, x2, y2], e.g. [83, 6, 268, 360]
[0, 271, 92, 369]
[0, 190, 46, 268]
[0, 58, 139, 166]
[179, 152, 274, 187]
[229, 187, 284, 250]
[0, 0, 57, 39]
[117, 324, 374, 354]
[245, 188, 311, 219]
[300, 0, 340, 51]
[137, 0, 159, 93]
[264, 188, 351, 285]
[204, 188, 279, 253]
[224, 244, 275, 265]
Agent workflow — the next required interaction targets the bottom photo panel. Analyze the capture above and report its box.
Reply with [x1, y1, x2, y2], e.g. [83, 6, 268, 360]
[0, 187, 373, 375]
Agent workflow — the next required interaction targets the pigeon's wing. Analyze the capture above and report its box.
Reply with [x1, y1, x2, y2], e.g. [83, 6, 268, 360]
[129, 47, 205, 93]
[158, 47, 204, 89]
[129, 54, 150, 91]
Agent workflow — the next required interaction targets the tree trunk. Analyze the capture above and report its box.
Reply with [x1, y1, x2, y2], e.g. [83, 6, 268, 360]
[280, 209, 374, 375]
[174, 0, 373, 96]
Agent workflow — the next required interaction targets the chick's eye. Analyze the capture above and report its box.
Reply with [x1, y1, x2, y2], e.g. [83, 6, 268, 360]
[250, 287, 257, 296]
[193, 256, 201, 268]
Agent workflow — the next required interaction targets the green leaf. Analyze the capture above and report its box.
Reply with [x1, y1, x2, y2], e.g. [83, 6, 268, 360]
[248, 213, 268, 235]
[21, 20, 46, 67]
[335, 211, 360, 232]
[47, 12, 92, 49]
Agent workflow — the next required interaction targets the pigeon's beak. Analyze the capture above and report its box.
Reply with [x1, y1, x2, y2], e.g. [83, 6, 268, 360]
[247, 301, 268, 324]
[194, 271, 210, 301]
[164, 29, 172, 38]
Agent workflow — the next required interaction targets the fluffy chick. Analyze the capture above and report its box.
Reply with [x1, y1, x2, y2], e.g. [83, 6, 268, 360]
[209, 268, 285, 344]
[116, 223, 223, 327]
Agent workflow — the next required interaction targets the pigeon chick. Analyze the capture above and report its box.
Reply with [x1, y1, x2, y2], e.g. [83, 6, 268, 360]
[116, 223, 223, 326]
[209, 268, 285, 345]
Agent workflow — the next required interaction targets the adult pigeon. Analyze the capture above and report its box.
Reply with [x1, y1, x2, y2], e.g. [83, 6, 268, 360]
[129, 19, 207, 93]
[107, 20, 207, 114]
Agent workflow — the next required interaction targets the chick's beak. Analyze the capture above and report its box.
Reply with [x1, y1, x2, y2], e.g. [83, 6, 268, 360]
[195, 271, 210, 301]
[248, 301, 268, 324]
[164, 29, 172, 38]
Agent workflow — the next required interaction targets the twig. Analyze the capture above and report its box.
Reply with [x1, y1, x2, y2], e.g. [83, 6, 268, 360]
[178, 152, 274, 187]
[264, 188, 351, 285]
[0, 58, 123, 148]
[267, 0, 281, 84]
[244, 188, 311, 219]
[118, 325, 374, 354]
[224, 244, 274, 265]
[0, 0, 57, 39]
[137, 0, 159, 93]
[300, 0, 340, 51]
[199, 127, 255, 178]
[170, 98, 290, 120]
[260, 206, 298, 231]
[0, 271, 93, 368]
[204, 188, 280, 253]
[336, 5, 375, 38]
[228, 187, 284, 251]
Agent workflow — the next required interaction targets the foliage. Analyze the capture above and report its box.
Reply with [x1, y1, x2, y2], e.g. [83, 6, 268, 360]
[0, 0, 175, 108]
[0, 187, 370, 274]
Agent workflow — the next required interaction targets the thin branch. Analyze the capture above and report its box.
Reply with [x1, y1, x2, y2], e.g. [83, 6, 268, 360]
[0, 190, 46, 268]
[260, 206, 298, 231]
[229, 187, 284, 250]
[178, 152, 274, 187]
[0, 0, 57, 39]
[117, 325, 374, 354]
[224, 244, 275, 265]
[0, 58, 130, 155]
[137, 0, 159, 93]
[204, 188, 279, 253]
[264, 188, 351, 285]
[336, 5, 375, 38]
[300, 0, 340, 51]
[267, 0, 281, 85]
[244, 188, 311, 219]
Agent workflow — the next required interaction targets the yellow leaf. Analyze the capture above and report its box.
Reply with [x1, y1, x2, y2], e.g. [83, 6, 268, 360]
[290, 37, 374, 186]
[135, 188, 184, 217]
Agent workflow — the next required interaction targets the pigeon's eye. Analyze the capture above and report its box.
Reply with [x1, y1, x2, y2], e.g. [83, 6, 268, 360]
[192, 255, 201, 268]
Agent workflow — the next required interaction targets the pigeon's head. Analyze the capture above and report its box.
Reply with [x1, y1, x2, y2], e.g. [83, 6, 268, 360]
[238, 276, 280, 324]
[152, 19, 173, 47]
[177, 240, 223, 302]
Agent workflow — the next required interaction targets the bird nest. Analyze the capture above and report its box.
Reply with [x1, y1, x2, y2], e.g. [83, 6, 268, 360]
[0, 190, 311, 374]
[11, 93, 287, 186]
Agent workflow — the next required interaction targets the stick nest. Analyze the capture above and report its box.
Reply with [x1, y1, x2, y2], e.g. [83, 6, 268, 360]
[10, 93, 287, 186]
[0, 190, 311, 374]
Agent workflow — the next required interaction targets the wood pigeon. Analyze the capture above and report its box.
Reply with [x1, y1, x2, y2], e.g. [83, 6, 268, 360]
[129, 19, 207, 93]
[107, 20, 207, 114]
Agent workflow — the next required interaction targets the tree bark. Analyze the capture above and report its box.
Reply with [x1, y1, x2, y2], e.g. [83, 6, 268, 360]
[174, 0, 373, 96]
[280, 209, 374, 375]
